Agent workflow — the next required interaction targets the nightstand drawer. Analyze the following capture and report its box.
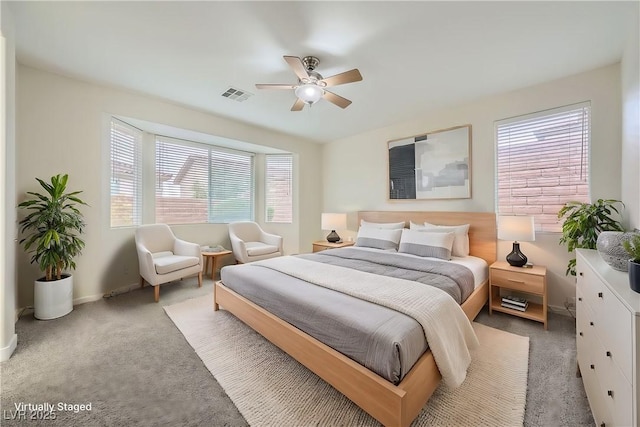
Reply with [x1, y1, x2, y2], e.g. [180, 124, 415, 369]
[490, 269, 544, 294]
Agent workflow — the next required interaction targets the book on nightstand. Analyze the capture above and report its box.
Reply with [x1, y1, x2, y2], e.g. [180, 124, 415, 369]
[501, 295, 528, 311]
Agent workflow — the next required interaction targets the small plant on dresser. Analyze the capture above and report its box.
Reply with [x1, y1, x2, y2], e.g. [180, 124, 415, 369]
[622, 233, 640, 293]
[558, 199, 624, 276]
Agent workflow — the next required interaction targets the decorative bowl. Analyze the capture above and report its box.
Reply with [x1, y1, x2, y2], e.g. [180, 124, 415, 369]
[596, 231, 639, 272]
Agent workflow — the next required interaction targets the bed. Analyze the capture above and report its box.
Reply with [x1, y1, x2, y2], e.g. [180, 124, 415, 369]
[214, 211, 496, 427]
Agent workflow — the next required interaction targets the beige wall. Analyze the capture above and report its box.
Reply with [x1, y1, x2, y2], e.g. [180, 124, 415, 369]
[1, 0, 17, 361]
[323, 64, 622, 311]
[16, 65, 322, 308]
[621, 10, 640, 230]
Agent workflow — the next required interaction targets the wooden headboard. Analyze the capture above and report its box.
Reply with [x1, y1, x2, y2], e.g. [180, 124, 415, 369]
[357, 211, 497, 265]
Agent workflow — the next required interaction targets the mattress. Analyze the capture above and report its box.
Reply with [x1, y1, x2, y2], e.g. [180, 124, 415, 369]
[220, 248, 486, 384]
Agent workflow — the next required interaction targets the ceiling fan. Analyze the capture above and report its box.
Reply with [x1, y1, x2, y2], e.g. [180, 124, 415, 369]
[255, 55, 363, 111]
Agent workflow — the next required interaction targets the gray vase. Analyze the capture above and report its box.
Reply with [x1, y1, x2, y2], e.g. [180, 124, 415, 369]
[630, 260, 640, 293]
[596, 231, 639, 272]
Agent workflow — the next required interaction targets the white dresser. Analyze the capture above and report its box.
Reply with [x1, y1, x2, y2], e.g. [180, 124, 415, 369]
[576, 249, 640, 427]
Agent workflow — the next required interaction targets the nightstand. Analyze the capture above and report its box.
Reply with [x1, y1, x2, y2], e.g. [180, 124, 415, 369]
[312, 240, 355, 253]
[489, 261, 548, 329]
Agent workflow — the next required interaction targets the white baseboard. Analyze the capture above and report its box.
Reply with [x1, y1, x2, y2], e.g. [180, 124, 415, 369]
[548, 303, 575, 318]
[1, 333, 17, 361]
[101, 281, 140, 299]
[15, 281, 140, 319]
[73, 281, 140, 304]
[73, 294, 105, 305]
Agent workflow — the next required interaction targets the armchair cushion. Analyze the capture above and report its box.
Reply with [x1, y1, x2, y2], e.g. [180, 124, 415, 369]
[245, 242, 280, 257]
[153, 253, 200, 275]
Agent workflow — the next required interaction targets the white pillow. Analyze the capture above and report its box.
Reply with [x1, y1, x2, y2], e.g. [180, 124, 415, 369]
[398, 229, 455, 260]
[355, 226, 402, 251]
[422, 222, 470, 257]
[410, 221, 427, 230]
[360, 219, 405, 229]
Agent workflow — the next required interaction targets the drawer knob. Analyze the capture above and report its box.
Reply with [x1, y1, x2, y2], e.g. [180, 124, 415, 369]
[600, 423, 605, 427]
[578, 297, 582, 301]
[589, 321, 594, 326]
[607, 390, 613, 397]
[579, 272, 583, 276]
[579, 332, 583, 336]
[598, 292, 603, 298]
[606, 351, 612, 357]
[590, 364, 595, 369]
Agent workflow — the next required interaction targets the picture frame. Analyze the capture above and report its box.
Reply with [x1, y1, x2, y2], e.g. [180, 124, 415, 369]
[388, 124, 472, 200]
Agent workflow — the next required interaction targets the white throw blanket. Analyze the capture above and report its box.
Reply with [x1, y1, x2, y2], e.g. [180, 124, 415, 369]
[254, 256, 479, 388]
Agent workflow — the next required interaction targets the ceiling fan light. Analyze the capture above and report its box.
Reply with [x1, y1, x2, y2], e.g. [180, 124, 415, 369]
[295, 84, 324, 105]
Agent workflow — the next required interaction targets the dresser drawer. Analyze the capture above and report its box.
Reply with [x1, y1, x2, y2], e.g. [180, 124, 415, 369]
[596, 348, 633, 427]
[490, 269, 544, 294]
[576, 294, 598, 369]
[578, 263, 604, 311]
[598, 284, 633, 384]
[580, 353, 614, 427]
[578, 262, 633, 383]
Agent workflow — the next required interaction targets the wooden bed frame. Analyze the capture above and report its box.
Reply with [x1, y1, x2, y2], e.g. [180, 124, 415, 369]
[214, 211, 496, 427]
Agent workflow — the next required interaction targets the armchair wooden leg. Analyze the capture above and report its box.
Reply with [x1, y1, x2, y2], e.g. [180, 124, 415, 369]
[154, 285, 160, 303]
[198, 271, 203, 288]
[139, 276, 145, 288]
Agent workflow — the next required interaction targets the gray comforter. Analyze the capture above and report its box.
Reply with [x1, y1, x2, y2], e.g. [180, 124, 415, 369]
[298, 247, 474, 304]
[220, 247, 474, 384]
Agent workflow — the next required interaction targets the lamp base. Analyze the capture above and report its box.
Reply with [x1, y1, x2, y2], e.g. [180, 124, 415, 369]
[326, 230, 341, 243]
[506, 242, 528, 267]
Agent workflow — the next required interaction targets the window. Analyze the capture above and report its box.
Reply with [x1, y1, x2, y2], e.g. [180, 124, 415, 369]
[155, 136, 254, 224]
[110, 118, 142, 227]
[265, 154, 293, 223]
[496, 102, 590, 233]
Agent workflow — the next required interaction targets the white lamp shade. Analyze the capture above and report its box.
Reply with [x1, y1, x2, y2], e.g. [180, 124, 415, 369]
[498, 216, 535, 242]
[295, 84, 324, 104]
[321, 213, 347, 231]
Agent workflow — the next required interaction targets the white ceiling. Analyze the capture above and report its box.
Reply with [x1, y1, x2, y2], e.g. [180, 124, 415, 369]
[7, 1, 637, 143]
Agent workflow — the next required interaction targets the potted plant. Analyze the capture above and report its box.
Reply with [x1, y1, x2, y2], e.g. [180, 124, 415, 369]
[18, 174, 87, 319]
[558, 199, 624, 276]
[623, 234, 640, 293]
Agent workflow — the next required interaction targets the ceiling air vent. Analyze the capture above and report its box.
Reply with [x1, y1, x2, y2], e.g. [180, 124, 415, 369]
[221, 87, 253, 102]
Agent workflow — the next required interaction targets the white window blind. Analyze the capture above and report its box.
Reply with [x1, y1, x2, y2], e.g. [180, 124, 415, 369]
[210, 150, 254, 223]
[110, 118, 142, 227]
[265, 154, 293, 223]
[155, 136, 254, 224]
[496, 102, 590, 233]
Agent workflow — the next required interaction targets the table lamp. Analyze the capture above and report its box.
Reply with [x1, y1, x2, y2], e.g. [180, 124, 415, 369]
[498, 215, 535, 267]
[321, 213, 347, 243]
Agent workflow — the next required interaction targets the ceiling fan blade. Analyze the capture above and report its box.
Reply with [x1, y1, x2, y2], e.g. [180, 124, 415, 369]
[323, 90, 352, 109]
[284, 55, 310, 80]
[320, 69, 363, 87]
[255, 83, 296, 90]
[291, 98, 305, 111]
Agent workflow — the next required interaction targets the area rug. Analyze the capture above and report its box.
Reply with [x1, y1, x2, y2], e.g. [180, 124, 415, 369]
[165, 294, 529, 426]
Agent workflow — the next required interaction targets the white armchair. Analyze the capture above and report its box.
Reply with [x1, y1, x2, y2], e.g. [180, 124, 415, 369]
[135, 224, 203, 302]
[228, 221, 283, 264]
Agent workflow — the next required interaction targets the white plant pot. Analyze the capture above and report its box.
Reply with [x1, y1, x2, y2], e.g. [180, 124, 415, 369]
[34, 275, 73, 320]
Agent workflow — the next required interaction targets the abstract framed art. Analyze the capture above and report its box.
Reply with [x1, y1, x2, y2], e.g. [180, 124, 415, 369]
[388, 125, 472, 200]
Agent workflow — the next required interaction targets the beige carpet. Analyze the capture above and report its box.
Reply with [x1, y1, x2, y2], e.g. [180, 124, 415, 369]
[165, 294, 529, 426]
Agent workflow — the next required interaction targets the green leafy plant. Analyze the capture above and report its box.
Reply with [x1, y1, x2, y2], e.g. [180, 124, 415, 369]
[18, 174, 88, 281]
[623, 234, 640, 263]
[558, 199, 624, 276]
